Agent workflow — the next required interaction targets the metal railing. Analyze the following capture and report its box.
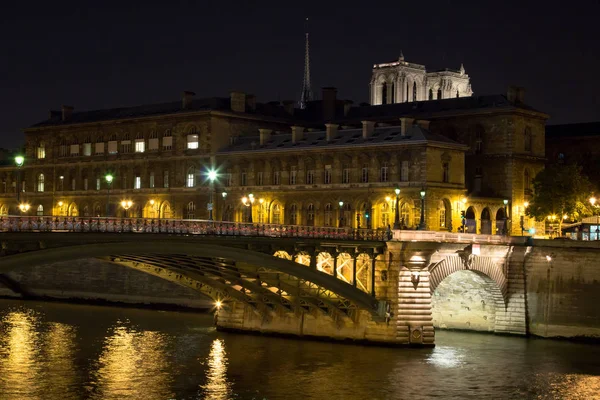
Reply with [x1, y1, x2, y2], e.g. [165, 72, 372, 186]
[0, 215, 388, 241]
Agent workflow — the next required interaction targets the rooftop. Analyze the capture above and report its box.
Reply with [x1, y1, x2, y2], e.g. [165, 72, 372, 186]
[219, 123, 464, 154]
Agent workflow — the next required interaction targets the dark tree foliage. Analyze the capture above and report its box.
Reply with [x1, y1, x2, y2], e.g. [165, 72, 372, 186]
[526, 164, 594, 233]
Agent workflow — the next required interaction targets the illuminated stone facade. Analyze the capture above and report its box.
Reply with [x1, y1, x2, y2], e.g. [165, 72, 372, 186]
[0, 85, 547, 235]
[370, 53, 473, 105]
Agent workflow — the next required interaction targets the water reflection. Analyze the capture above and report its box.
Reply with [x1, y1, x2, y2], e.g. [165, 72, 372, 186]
[41, 323, 78, 399]
[90, 325, 173, 400]
[200, 339, 232, 400]
[426, 345, 466, 368]
[0, 310, 43, 400]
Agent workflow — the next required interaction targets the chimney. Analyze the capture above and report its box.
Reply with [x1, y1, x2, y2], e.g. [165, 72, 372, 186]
[507, 86, 525, 104]
[259, 129, 272, 145]
[282, 100, 295, 115]
[182, 91, 195, 109]
[61, 105, 74, 122]
[291, 126, 305, 143]
[416, 119, 431, 130]
[399, 117, 415, 136]
[322, 87, 337, 121]
[230, 91, 246, 112]
[246, 94, 257, 112]
[362, 120, 375, 139]
[325, 124, 338, 141]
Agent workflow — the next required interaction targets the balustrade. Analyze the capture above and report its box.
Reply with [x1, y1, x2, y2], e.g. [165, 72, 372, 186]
[0, 215, 388, 241]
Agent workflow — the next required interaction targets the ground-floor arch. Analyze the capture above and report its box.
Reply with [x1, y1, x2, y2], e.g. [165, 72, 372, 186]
[481, 208, 492, 234]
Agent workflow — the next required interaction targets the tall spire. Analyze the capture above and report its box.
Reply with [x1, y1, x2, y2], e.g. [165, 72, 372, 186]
[299, 17, 312, 109]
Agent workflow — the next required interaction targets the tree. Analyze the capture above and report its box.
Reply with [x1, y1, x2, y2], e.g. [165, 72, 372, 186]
[526, 164, 594, 234]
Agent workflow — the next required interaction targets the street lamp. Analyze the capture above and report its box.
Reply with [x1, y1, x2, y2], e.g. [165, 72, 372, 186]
[105, 174, 114, 217]
[393, 188, 401, 229]
[242, 194, 255, 223]
[418, 190, 426, 230]
[121, 200, 133, 218]
[503, 199, 509, 236]
[207, 169, 217, 220]
[18, 203, 30, 214]
[338, 201, 344, 228]
[14, 155, 24, 205]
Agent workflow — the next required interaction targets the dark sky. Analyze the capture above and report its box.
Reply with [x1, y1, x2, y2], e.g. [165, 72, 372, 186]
[1, 0, 599, 149]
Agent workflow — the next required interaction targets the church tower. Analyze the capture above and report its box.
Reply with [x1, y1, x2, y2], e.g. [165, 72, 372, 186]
[299, 18, 313, 109]
[370, 53, 473, 105]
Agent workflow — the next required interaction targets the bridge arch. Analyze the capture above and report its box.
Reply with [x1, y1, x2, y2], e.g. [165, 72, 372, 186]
[0, 240, 379, 320]
[428, 255, 508, 332]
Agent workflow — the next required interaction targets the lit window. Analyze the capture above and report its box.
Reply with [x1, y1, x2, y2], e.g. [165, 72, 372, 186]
[187, 134, 199, 149]
[135, 139, 145, 153]
[149, 172, 155, 188]
[37, 204, 44, 216]
[186, 167, 195, 188]
[96, 178, 101, 190]
[134, 176, 141, 189]
[37, 143, 46, 159]
[37, 174, 44, 192]
[186, 201, 195, 219]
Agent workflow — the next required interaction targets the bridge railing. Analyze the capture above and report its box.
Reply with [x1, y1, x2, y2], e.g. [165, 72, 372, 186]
[0, 215, 388, 241]
[392, 229, 528, 244]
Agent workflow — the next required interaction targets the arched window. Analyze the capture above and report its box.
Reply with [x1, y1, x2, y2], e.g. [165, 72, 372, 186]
[524, 127, 532, 152]
[36, 204, 43, 216]
[400, 203, 411, 228]
[412, 82, 417, 101]
[381, 83, 387, 105]
[289, 204, 298, 225]
[429, 88, 433, 100]
[324, 203, 332, 226]
[186, 167, 195, 188]
[437, 89, 442, 99]
[272, 204, 281, 225]
[342, 203, 352, 228]
[381, 202, 390, 228]
[438, 200, 447, 229]
[186, 201, 195, 219]
[307, 204, 315, 226]
[37, 173, 45, 192]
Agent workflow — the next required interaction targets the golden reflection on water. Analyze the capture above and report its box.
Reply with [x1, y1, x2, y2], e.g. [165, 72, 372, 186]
[0, 310, 43, 399]
[201, 339, 233, 400]
[42, 323, 78, 399]
[90, 325, 173, 400]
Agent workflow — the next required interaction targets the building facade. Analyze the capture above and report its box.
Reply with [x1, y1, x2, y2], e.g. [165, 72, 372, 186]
[0, 82, 547, 236]
[370, 53, 473, 105]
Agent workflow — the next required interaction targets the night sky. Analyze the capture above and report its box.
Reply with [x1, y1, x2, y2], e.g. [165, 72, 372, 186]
[1, 0, 598, 149]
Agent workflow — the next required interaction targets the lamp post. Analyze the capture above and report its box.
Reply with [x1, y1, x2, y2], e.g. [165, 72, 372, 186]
[18, 203, 30, 214]
[207, 169, 217, 221]
[503, 199, 509, 236]
[59, 175, 64, 191]
[121, 200, 133, 218]
[242, 194, 255, 223]
[14, 155, 24, 205]
[418, 190, 426, 230]
[338, 201, 344, 228]
[393, 188, 401, 229]
[105, 174, 113, 217]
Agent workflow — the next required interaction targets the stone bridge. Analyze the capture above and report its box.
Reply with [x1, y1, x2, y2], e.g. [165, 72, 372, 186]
[1, 216, 571, 346]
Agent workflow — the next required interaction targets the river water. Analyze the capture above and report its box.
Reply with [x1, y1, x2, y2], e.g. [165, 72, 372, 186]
[0, 300, 598, 400]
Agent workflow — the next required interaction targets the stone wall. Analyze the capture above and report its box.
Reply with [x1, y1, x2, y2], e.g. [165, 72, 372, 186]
[524, 241, 600, 339]
[0, 258, 212, 309]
